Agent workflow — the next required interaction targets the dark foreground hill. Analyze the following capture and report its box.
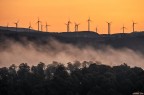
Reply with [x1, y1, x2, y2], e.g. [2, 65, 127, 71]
[0, 62, 144, 95]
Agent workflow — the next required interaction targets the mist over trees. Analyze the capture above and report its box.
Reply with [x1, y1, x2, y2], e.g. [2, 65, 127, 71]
[0, 61, 144, 95]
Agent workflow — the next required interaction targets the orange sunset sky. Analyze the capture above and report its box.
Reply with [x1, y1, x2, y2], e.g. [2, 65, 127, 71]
[0, 0, 144, 34]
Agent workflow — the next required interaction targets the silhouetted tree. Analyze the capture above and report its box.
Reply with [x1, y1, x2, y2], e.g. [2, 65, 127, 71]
[31, 62, 45, 80]
[17, 63, 30, 80]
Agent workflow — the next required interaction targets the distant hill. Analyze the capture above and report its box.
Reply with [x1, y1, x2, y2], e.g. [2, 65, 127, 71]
[0, 26, 144, 53]
[0, 26, 36, 32]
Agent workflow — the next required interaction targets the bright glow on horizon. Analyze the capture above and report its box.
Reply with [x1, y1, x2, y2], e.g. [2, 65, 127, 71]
[0, 0, 144, 34]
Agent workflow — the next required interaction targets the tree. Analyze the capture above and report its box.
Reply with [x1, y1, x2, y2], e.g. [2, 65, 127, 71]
[31, 62, 45, 80]
[17, 63, 30, 80]
[54, 64, 69, 79]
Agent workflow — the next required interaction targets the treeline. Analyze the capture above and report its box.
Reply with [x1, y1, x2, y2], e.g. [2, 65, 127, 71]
[0, 61, 144, 95]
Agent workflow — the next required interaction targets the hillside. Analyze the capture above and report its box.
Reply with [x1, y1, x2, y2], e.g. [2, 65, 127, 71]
[0, 26, 144, 53]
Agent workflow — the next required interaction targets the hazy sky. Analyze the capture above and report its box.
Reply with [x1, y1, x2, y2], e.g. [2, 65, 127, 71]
[0, 0, 144, 34]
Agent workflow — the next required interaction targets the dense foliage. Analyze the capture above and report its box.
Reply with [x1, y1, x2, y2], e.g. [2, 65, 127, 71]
[0, 61, 144, 95]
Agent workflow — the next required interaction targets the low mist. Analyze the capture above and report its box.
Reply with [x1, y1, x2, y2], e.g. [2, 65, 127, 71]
[0, 39, 144, 68]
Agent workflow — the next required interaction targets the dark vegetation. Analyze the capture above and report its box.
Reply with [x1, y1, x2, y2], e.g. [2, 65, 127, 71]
[0, 61, 144, 95]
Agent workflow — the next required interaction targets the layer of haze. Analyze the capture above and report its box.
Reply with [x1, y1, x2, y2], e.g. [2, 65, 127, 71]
[0, 0, 144, 34]
[0, 39, 144, 68]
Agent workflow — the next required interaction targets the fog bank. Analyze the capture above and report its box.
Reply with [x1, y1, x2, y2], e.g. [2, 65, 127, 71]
[0, 39, 144, 68]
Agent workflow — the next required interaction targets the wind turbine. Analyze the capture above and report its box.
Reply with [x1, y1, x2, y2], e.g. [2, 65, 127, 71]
[75, 23, 77, 32]
[46, 22, 50, 32]
[37, 18, 41, 32]
[41, 24, 43, 32]
[132, 21, 137, 32]
[106, 22, 112, 35]
[76, 23, 80, 32]
[75, 23, 80, 32]
[96, 27, 98, 33]
[28, 22, 32, 32]
[87, 17, 91, 31]
[14, 20, 19, 32]
[121, 25, 126, 33]
[65, 20, 71, 32]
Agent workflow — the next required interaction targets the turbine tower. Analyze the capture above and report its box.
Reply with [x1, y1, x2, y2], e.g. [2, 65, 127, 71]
[96, 27, 98, 33]
[37, 18, 41, 32]
[122, 25, 126, 33]
[41, 24, 43, 32]
[106, 22, 112, 35]
[28, 22, 32, 32]
[14, 21, 19, 32]
[87, 17, 91, 31]
[65, 20, 71, 32]
[46, 22, 50, 32]
[132, 21, 137, 32]
[75, 23, 80, 32]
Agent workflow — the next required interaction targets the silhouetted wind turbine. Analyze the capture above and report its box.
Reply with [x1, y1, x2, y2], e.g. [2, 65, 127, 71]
[106, 22, 112, 35]
[41, 24, 43, 32]
[95, 27, 98, 33]
[65, 20, 71, 32]
[87, 17, 91, 31]
[75, 23, 80, 32]
[75, 23, 77, 32]
[37, 18, 41, 32]
[28, 22, 32, 32]
[14, 20, 19, 32]
[46, 22, 50, 32]
[122, 25, 126, 33]
[132, 21, 137, 32]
